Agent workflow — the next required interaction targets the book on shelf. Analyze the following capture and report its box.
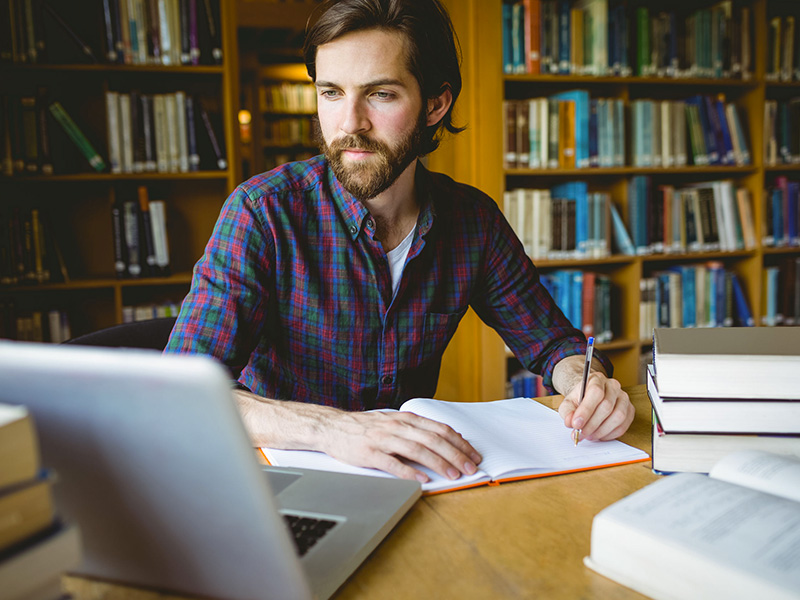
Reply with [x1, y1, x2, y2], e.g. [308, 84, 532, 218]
[585, 451, 800, 600]
[503, 94, 624, 170]
[762, 255, 800, 327]
[504, 185, 611, 260]
[47, 101, 106, 172]
[626, 177, 755, 256]
[0, 205, 68, 285]
[646, 365, 800, 436]
[652, 326, 800, 400]
[651, 411, 800, 474]
[540, 269, 613, 341]
[260, 397, 649, 495]
[0, 520, 81, 600]
[197, 97, 226, 170]
[502, 1, 753, 79]
[96, 0, 222, 66]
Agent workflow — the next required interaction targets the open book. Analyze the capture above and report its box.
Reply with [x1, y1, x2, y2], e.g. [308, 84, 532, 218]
[585, 450, 800, 600]
[260, 397, 649, 494]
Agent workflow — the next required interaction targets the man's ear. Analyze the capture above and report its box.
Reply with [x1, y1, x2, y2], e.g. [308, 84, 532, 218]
[426, 85, 453, 127]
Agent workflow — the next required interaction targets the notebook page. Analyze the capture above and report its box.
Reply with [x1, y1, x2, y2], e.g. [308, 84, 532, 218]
[400, 397, 648, 479]
[260, 446, 490, 493]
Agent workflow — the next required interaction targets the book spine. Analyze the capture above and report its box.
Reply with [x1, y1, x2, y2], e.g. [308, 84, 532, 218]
[111, 200, 127, 278]
[137, 186, 157, 274]
[197, 98, 227, 170]
[47, 101, 107, 172]
[122, 199, 142, 277]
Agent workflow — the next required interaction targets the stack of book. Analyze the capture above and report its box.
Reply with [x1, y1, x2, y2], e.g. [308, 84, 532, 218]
[0, 403, 81, 600]
[647, 327, 800, 474]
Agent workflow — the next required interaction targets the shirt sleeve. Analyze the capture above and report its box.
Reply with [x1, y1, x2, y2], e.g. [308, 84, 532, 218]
[470, 204, 613, 392]
[164, 185, 274, 378]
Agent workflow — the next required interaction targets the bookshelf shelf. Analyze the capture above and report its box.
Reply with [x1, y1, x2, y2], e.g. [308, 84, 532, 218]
[428, 0, 800, 402]
[0, 64, 225, 75]
[1, 0, 237, 342]
[507, 166, 760, 176]
[1, 171, 229, 183]
[506, 74, 760, 89]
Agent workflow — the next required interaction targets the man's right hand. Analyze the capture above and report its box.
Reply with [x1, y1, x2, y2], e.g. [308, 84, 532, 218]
[233, 389, 482, 483]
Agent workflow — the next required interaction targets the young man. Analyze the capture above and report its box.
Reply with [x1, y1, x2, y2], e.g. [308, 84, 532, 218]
[166, 0, 634, 484]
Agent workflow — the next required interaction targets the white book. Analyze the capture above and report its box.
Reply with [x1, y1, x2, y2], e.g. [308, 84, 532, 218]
[539, 189, 552, 258]
[165, 93, 180, 172]
[530, 189, 543, 259]
[118, 93, 134, 173]
[157, 0, 172, 65]
[660, 101, 672, 167]
[0, 522, 81, 600]
[586, 451, 800, 600]
[174, 91, 189, 172]
[153, 95, 169, 172]
[105, 91, 122, 174]
[537, 98, 548, 169]
[673, 101, 687, 166]
[528, 99, 540, 169]
[517, 188, 532, 256]
[149, 200, 170, 269]
[261, 397, 648, 495]
[504, 190, 518, 240]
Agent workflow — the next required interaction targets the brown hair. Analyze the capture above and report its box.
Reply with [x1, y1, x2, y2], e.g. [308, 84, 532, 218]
[304, 0, 465, 155]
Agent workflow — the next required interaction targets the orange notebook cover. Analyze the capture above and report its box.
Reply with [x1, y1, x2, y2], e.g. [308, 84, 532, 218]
[260, 397, 649, 495]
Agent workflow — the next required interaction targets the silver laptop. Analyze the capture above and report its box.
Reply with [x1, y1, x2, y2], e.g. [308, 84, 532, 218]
[0, 341, 420, 600]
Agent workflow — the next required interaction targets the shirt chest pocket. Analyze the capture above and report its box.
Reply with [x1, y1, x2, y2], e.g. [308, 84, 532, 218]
[420, 310, 467, 364]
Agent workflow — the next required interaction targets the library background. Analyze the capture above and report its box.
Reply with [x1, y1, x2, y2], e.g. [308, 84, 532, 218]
[1, 0, 799, 403]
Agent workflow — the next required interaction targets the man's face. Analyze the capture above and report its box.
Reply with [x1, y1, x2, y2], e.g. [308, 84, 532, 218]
[314, 28, 427, 201]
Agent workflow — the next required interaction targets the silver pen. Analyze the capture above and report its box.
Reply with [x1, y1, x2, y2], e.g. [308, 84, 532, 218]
[573, 336, 595, 446]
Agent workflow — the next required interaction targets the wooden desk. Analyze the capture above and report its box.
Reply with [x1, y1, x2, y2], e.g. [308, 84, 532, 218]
[64, 386, 657, 600]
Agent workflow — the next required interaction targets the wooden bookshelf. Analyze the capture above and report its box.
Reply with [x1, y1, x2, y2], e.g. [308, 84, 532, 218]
[0, 0, 239, 340]
[431, 0, 800, 402]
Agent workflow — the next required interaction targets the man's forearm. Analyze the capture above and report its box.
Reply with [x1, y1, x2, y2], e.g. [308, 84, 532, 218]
[233, 389, 344, 450]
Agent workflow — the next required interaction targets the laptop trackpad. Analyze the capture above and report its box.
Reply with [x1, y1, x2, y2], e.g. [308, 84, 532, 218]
[263, 468, 303, 495]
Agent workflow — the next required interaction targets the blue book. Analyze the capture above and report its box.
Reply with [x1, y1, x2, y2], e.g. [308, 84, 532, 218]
[730, 272, 754, 327]
[688, 95, 720, 165]
[570, 270, 583, 330]
[788, 181, 799, 245]
[589, 99, 599, 167]
[551, 90, 590, 168]
[609, 202, 635, 255]
[773, 187, 785, 246]
[502, 3, 514, 74]
[558, 269, 573, 325]
[678, 265, 696, 327]
[656, 273, 671, 328]
[558, 0, 571, 74]
[614, 99, 625, 166]
[704, 96, 730, 164]
[715, 99, 736, 165]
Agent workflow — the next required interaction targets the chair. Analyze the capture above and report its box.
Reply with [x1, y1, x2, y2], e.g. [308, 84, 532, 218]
[63, 317, 178, 351]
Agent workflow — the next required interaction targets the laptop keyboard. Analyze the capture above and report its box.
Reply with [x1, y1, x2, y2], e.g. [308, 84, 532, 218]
[283, 514, 337, 557]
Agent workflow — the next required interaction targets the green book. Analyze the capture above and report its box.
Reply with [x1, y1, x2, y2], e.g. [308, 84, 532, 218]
[47, 101, 106, 172]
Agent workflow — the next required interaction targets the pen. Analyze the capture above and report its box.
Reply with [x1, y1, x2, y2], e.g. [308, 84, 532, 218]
[573, 336, 594, 446]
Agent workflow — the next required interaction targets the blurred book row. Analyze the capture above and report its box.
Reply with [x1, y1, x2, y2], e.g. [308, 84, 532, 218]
[502, 0, 755, 80]
[1, 0, 222, 66]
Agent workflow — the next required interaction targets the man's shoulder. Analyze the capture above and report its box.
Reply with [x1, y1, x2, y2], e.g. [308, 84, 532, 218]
[238, 155, 326, 201]
[426, 169, 500, 216]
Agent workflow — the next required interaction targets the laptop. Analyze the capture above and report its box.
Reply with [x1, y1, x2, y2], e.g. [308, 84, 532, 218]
[0, 341, 421, 600]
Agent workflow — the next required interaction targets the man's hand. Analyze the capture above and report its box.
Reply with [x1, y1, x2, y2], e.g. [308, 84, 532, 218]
[321, 410, 482, 484]
[552, 356, 634, 442]
[233, 389, 481, 483]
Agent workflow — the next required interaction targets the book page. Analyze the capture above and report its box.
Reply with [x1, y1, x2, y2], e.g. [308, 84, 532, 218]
[593, 473, 800, 594]
[710, 450, 800, 503]
[400, 397, 648, 480]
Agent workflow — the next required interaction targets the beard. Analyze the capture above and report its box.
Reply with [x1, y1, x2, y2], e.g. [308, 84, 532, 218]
[318, 110, 427, 201]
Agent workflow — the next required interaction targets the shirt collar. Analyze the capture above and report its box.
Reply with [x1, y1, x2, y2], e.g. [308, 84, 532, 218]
[325, 158, 436, 241]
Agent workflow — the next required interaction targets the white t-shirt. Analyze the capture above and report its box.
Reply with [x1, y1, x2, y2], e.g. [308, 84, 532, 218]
[386, 226, 415, 297]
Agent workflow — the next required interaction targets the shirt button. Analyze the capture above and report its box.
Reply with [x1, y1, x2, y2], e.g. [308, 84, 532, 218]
[381, 375, 393, 385]
[349, 225, 358, 234]
[366, 218, 375, 229]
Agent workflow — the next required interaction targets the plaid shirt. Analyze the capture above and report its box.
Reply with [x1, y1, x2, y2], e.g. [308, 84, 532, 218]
[165, 155, 609, 410]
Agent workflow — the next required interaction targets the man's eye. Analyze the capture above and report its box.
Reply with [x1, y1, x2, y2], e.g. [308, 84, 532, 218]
[373, 92, 394, 100]
[319, 90, 339, 98]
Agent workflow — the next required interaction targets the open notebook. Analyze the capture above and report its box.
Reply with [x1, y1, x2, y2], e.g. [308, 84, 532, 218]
[262, 397, 650, 494]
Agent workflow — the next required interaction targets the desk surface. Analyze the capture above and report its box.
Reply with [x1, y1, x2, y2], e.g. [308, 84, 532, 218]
[64, 387, 656, 600]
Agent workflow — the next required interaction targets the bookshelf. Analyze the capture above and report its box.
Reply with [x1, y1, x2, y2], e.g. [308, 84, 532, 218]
[431, 0, 800, 403]
[0, 0, 238, 341]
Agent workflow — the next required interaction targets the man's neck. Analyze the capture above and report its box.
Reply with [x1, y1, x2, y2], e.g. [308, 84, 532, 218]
[362, 159, 420, 252]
